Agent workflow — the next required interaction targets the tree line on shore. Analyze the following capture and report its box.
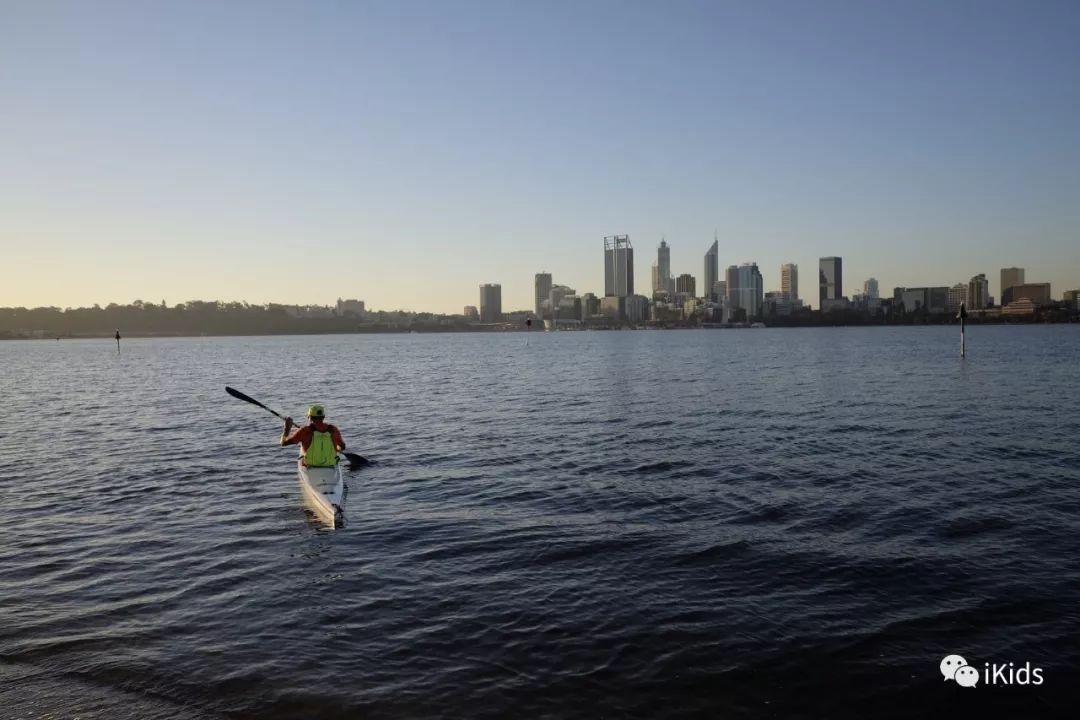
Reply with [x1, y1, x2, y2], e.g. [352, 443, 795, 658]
[2, 299, 1075, 339]
[0, 301, 477, 338]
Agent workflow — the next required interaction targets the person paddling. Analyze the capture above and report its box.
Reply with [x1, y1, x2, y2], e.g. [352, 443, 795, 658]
[280, 405, 346, 467]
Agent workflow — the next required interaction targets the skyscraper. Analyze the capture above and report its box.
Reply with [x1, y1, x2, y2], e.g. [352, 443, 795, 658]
[704, 239, 718, 301]
[604, 235, 634, 298]
[863, 277, 879, 300]
[736, 263, 764, 319]
[725, 264, 740, 312]
[819, 257, 843, 307]
[534, 272, 552, 318]
[479, 283, 502, 323]
[781, 263, 798, 302]
[1001, 267, 1025, 302]
[968, 274, 989, 309]
[654, 239, 672, 295]
[675, 273, 696, 296]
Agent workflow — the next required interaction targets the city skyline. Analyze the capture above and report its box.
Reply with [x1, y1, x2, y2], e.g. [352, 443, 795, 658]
[2, 2, 1078, 313]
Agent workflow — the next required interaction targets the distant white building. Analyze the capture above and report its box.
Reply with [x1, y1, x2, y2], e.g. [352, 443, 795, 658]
[947, 284, 967, 313]
[336, 298, 365, 315]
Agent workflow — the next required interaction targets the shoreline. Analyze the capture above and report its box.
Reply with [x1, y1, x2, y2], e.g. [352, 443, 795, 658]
[3, 320, 1078, 341]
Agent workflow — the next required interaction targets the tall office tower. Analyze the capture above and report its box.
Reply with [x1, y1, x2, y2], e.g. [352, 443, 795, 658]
[736, 263, 764, 319]
[968, 274, 989, 309]
[675, 273, 696, 296]
[1000, 267, 1025, 303]
[656, 239, 672, 294]
[819, 257, 843, 307]
[604, 235, 634, 298]
[726, 265, 740, 310]
[479, 283, 502, 323]
[704, 239, 718, 301]
[864, 277, 879, 300]
[781, 263, 798, 302]
[651, 264, 661, 295]
[534, 272, 552, 318]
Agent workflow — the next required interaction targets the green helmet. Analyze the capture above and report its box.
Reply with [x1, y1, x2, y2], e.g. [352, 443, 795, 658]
[306, 404, 326, 418]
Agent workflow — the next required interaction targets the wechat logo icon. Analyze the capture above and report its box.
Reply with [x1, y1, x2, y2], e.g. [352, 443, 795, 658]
[941, 654, 979, 688]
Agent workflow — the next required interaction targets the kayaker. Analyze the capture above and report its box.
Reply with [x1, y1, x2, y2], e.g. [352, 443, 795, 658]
[280, 405, 346, 467]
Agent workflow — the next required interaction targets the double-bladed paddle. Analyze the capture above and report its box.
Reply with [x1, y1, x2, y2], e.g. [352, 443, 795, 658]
[225, 386, 368, 467]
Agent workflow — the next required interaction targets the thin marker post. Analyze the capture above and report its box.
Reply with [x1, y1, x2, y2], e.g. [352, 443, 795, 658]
[115, 329, 121, 355]
[957, 303, 966, 357]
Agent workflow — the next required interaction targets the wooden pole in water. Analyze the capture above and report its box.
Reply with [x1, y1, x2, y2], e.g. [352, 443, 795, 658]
[957, 302, 966, 357]
[115, 329, 121, 355]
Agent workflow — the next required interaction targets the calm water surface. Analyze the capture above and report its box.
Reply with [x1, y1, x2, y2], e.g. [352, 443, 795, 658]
[1, 327, 1078, 718]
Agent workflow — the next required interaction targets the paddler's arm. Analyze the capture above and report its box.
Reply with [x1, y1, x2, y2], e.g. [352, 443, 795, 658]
[331, 425, 346, 452]
[280, 417, 299, 446]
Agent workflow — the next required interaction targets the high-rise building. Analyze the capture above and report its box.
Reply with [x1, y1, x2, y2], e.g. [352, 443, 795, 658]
[479, 283, 502, 323]
[704, 239, 718, 301]
[626, 295, 650, 324]
[780, 263, 798, 302]
[725, 265, 740, 312]
[1000, 267, 1025, 302]
[819, 257, 843, 307]
[534, 272, 552, 318]
[675, 273, 696, 297]
[968, 274, 989, 309]
[604, 235, 634, 298]
[652, 239, 669, 295]
[731, 263, 763, 319]
[863, 278, 879, 301]
[947, 284, 967, 313]
[581, 292, 601, 318]
[1063, 289, 1080, 311]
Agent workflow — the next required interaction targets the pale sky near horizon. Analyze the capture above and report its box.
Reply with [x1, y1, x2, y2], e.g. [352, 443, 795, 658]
[2, 0, 1078, 312]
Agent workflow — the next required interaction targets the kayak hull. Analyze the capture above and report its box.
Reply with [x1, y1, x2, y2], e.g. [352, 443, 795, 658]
[297, 458, 346, 528]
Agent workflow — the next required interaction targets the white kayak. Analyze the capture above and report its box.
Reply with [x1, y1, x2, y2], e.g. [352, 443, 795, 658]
[297, 458, 346, 528]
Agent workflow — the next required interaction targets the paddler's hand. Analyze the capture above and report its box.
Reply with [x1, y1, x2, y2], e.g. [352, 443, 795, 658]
[283, 417, 294, 432]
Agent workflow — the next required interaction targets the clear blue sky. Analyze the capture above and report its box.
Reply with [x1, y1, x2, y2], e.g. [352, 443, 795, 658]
[2, 0, 1078, 311]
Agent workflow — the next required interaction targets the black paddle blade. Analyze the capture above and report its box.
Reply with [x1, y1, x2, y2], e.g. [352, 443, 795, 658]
[341, 452, 369, 468]
[226, 386, 285, 420]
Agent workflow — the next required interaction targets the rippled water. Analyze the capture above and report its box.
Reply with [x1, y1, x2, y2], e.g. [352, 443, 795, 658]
[2, 327, 1078, 718]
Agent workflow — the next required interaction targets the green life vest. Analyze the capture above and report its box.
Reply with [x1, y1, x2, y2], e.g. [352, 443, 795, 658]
[304, 427, 337, 467]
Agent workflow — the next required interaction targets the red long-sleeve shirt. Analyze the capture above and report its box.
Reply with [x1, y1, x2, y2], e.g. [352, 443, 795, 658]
[282, 421, 345, 451]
